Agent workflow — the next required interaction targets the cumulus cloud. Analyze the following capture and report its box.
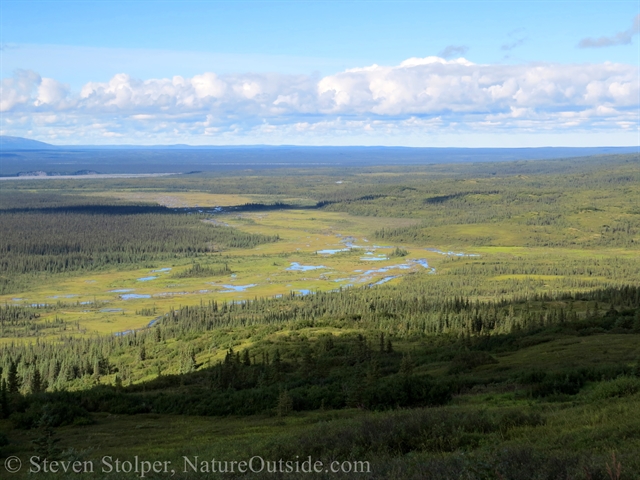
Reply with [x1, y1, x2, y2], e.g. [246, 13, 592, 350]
[579, 15, 640, 48]
[74, 71, 317, 116]
[1, 70, 40, 112]
[35, 78, 71, 107]
[317, 58, 637, 116]
[1, 56, 638, 143]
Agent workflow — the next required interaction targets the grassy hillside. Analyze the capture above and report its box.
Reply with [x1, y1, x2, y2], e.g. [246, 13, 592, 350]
[1, 300, 640, 478]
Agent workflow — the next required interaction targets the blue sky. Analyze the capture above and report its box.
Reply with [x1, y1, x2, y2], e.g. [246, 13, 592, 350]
[1, 0, 639, 146]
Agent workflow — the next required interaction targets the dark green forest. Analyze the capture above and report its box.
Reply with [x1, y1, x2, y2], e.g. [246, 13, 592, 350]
[0, 192, 278, 293]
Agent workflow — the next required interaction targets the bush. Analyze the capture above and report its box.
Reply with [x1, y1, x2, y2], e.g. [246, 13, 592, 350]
[10, 402, 92, 429]
[265, 407, 547, 460]
[591, 376, 640, 400]
[531, 371, 587, 397]
[389, 247, 409, 258]
[497, 410, 545, 434]
[0, 432, 9, 455]
[448, 351, 498, 374]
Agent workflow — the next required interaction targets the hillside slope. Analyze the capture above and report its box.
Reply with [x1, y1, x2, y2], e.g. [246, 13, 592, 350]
[0, 136, 55, 150]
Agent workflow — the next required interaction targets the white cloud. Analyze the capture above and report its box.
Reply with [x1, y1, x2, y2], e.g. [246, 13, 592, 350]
[317, 60, 637, 118]
[1, 56, 638, 145]
[35, 78, 70, 107]
[0, 69, 40, 111]
[190, 73, 226, 99]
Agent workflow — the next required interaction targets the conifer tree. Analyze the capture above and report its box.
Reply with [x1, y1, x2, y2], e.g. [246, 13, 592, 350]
[7, 361, 21, 394]
[276, 390, 293, 417]
[30, 369, 43, 394]
[399, 354, 414, 377]
[0, 379, 9, 418]
[32, 406, 62, 460]
[274, 349, 282, 366]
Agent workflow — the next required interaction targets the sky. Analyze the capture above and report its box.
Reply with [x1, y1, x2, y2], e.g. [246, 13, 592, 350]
[1, 0, 639, 146]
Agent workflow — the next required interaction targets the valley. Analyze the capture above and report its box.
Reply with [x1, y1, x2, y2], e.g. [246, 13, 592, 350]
[0, 154, 639, 479]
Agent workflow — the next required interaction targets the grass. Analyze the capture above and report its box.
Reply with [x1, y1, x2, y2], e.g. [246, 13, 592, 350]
[4, 387, 640, 478]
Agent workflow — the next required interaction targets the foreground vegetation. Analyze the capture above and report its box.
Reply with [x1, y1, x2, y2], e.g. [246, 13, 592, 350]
[2, 296, 640, 478]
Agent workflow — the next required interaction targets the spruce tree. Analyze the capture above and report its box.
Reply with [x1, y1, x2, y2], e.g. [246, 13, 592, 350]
[7, 361, 21, 394]
[276, 390, 293, 417]
[0, 379, 9, 418]
[32, 406, 62, 460]
[399, 354, 414, 377]
[273, 349, 282, 367]
[30, 369, 43, 394]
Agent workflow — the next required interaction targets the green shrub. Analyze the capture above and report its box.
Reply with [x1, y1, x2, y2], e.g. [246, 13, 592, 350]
[0, 432, 9, 454]
[389, 247, 409, 258]
[173, 263, 232, 278]
[591, 376, 640, 400]
[265, 407, 547, 460]
[448, 351, 498, 374]
[10, 401, 92, 429]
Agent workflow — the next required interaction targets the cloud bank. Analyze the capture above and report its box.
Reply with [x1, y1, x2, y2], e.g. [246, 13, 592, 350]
[1, 56, 638, 145]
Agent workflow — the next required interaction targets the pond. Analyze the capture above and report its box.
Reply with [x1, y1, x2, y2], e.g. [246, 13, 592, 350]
[121, 294, 151, 300]
[215, 284, 258, 292]
[372, 276, 400, 285]
[286, 262, 327, 271]
[317, 248, 350, 255]
[426, 248, 480, 257]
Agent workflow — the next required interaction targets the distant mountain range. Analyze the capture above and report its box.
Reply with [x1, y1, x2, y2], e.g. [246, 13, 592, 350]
[0, 136, 56, 150]
[0, 135, 638, 177]
[1, 136, 639, 154]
